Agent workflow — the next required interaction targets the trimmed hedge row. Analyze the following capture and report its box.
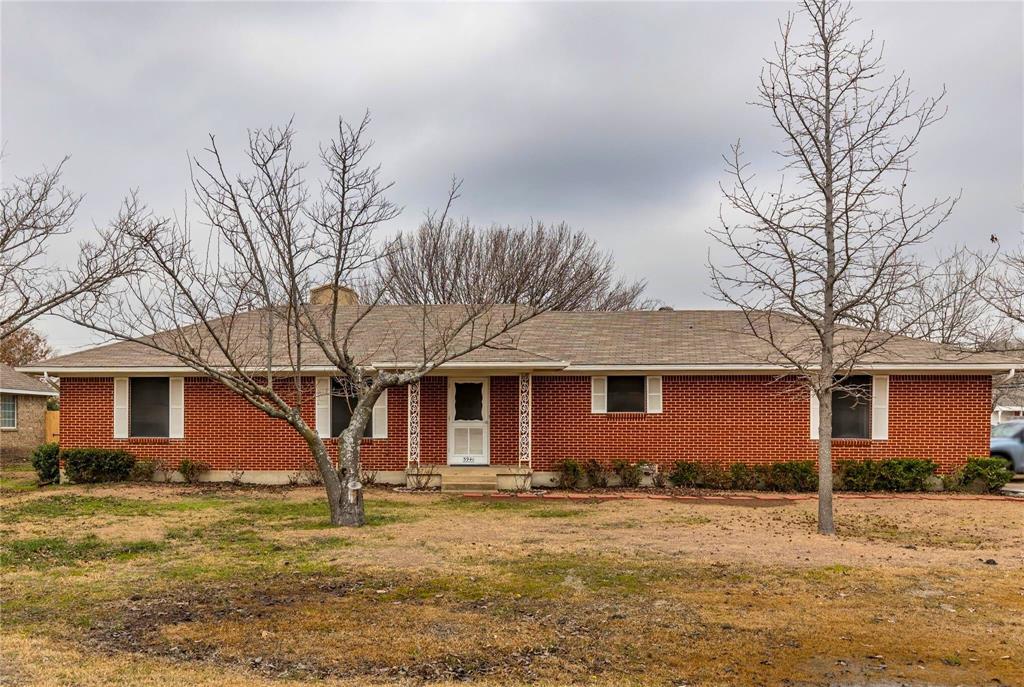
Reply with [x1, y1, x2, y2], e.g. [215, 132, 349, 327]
[556, 457, 1013, 494]
[28, 445, 219, 484]
[667, 460, 818, 492]
[63, 448, 136, 483]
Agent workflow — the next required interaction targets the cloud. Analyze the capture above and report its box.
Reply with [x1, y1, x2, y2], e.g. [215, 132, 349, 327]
[2, 1, 1020, 351]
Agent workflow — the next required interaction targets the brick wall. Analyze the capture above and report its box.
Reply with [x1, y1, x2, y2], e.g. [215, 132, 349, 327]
[530, 375, 991, 473]
[59, 377, 408, 472]
[58, 373, 991, 474]
[0, 394, 48, 461]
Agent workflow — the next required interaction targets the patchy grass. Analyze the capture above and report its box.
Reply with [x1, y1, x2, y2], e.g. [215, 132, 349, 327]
[0, 534, 165, 569]
[1, 482, 1022, 686]
[2, 494, 232, 522]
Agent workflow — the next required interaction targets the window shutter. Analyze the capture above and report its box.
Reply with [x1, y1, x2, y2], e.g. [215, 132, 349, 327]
[646, 376, 663, 413]
[808, 388, 819, 440]
[871, 375, 889, 440]
[169, 378, 184, 438]
[113, 377, 129, 438]
[372, 388, 388, 438]
[591, 376, 607, 414]
[316, 377, 331, 437]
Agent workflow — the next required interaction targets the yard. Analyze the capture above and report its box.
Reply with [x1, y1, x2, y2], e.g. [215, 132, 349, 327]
[1, 463, 1022, 687]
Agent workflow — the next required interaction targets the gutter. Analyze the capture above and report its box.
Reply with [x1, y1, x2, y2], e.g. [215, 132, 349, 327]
[17, 362, 1019, 376]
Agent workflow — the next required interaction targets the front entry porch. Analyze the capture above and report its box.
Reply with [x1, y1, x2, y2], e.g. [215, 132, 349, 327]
[405, 465, 533, 493]
[402, 372, 535, 492]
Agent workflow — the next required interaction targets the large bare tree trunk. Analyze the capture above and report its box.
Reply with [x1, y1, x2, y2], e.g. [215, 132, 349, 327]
[335, 431, 365, 527]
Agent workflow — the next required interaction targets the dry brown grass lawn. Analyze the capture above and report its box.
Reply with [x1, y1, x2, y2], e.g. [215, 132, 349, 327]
[1, 465, 1022, 686]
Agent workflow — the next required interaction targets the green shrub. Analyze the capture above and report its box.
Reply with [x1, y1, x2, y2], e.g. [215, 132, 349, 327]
[700, 464, 731, 489]
[667, 461, 701, 487]
[62, 449, 135, 483]
[728, 463, 758, 490]
[129, 460, 157, 482]
[178, 458, 211, 484]
[612, 460, 645, 488]
[668, 461, 698, 487]
[834, 459, 936, 492]
[757, 461, 817, 492]
[556, 459, 585, 489]
[947, 457, 1014, 493]
[584, 459, 610, 488]
[30, 443, 60, 485]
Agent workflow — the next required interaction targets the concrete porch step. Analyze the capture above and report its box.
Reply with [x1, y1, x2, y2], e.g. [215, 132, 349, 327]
[441, 480, 498, 494]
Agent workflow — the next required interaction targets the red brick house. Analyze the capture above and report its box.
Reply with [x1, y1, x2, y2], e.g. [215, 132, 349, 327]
[20, 309, 1015, 488]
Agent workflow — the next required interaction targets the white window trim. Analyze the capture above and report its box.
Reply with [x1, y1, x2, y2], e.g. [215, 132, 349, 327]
[595, 375, 656, 414]
[0, 394, 17, 430]
[809, 376, 888, 441]
[119, 377, 178, 439]
[113, 378, 129, 438]
[169, 378, 184, 439]
[591, 376, 607, 414]
[871, 375, 889, 440]
[372, 388, 388, 439]
[319, 377, 389, 440]
[646, 376, 663, 414]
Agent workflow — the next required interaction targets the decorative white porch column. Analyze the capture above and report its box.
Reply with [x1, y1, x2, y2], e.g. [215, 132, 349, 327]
[518, 373, 532, 467]
[407, 380, 420, 466]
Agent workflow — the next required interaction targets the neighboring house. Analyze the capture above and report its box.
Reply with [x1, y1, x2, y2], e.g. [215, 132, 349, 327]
[0, 364, 57, 461]
[19, 304, 1018, 488]
[992, 386, 1024, 425]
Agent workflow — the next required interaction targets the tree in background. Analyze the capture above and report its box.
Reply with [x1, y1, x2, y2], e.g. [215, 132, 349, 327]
[0, 326, 54, 366]
[376, 218, 650, 310]
[1, 158, 150, 341]
[70, 115, 643, 526]
[708, 0, 956, 534]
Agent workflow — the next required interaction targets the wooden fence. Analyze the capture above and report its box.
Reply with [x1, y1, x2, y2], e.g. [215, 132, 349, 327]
[45, 410, 59, 444]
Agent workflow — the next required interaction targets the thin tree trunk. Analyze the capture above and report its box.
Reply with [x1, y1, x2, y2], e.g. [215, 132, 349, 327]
[817, 388, 835, 535]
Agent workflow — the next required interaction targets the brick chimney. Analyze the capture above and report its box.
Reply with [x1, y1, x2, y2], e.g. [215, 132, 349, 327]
[309, 284, 359, 306]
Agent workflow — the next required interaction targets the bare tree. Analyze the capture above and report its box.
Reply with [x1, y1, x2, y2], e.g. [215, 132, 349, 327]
[69, 115, 638, 526]
[901, 249, 1010, 348]
[375, 217, 651, 310]
[707, 0, 956, 534]
[1, 158, 148, 340]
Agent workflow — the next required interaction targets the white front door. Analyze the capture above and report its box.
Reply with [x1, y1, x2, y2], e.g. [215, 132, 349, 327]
[448, 378, 489, 465]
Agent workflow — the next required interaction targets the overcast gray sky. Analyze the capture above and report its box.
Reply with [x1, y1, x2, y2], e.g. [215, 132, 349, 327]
[2, 1, 1022, 353]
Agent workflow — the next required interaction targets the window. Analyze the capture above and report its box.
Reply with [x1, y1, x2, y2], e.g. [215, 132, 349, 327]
[130, 377, 170, 437]
[0, 394, 16, 429]
[330, 378, 376, 438]
[607, 376, 646, 413]
[832, 376, 871, 439]
[453, 382, 484, 420]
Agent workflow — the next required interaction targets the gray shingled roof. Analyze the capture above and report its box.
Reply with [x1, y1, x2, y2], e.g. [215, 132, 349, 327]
[20, 307, 1022, 373]
[0, 364, 57, 395]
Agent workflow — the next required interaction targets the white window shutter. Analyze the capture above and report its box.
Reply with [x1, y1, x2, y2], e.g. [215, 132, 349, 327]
[646, 376, 663, 413]
[871, 375, 889, 440]
[809, 388, 819, 440]
[169, 378, 184, 438]
[113, 378, 129, 438]
[591, 376, 607, 414]
[316, 377, 331, 437]
[372, 388, 388, 438]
